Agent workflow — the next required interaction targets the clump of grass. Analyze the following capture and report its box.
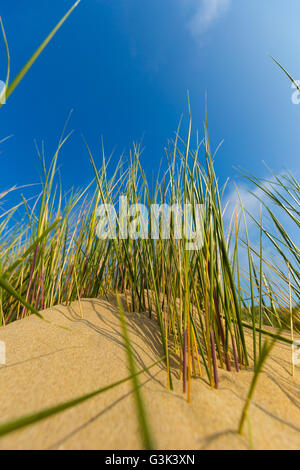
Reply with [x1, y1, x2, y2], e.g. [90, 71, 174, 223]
[1, 113, 296, 392]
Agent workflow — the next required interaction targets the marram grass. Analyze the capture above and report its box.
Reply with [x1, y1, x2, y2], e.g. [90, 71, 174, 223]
[1, 118, 297, 389]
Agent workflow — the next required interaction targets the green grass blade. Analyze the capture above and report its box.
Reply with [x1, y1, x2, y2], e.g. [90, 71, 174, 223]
[0, 355, 165, 439]
[4, 0, 81, 103]
[117, 294, 155, 450]
[0, 275, 44, 320]
[238, 334, 279, 435]
[269, 55, 300, 92]
[3, 218, 61, 276]
[0, 17, 10, 105]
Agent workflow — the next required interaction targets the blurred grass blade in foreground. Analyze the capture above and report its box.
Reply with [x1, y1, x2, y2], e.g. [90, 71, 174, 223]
[117, 294, 155, 450]
[0, 0, 81, 108]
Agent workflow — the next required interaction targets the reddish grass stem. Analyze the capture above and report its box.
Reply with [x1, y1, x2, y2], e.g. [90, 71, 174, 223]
[183, 328, 187, 393]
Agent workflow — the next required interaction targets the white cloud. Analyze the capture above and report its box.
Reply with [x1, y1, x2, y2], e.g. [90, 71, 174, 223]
[224, 183, 263, 222]
[181, 0, 231, 37]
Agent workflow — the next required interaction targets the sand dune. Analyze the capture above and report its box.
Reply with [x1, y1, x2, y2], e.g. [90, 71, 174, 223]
[0, 297, 299, 450]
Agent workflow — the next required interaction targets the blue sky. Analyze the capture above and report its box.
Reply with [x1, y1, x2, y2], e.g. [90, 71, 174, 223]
[1, 0, 300, 202]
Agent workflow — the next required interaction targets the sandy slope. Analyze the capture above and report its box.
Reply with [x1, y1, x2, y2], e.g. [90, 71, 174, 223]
[0, 297, 299, 450]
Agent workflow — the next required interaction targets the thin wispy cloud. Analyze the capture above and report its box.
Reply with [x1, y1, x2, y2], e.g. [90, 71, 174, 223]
[181, 0, 231, 38]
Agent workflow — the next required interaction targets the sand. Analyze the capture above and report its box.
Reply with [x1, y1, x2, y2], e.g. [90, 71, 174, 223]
[0, 297, 299, 450]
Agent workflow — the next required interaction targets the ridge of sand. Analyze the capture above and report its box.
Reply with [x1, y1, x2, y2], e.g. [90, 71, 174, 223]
[0, 297, 299, 450]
